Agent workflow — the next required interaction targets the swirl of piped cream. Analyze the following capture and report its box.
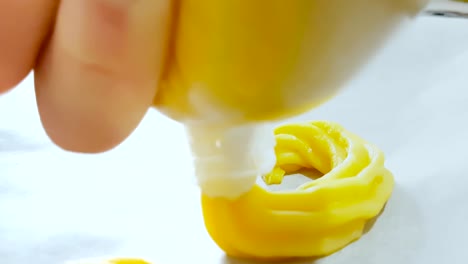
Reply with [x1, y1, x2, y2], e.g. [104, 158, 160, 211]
[201, 120, 394, 259]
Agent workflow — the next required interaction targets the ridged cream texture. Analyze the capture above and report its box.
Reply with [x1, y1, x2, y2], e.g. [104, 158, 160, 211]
[201, 121, 394, 259]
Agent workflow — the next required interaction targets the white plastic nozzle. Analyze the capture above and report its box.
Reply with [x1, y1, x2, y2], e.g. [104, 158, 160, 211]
[186, 123, 277, 199]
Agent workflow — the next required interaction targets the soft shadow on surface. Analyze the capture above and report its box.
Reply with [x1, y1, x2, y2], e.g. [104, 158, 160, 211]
[223, 255, 319, 264]
[0, 232, 120, 264]
[0, 130, 46, 152]
[0, 181, 13, 198]
[0, 176, 21, 199]
[363, 203, 386, 235]
[321, 184, 426, 264]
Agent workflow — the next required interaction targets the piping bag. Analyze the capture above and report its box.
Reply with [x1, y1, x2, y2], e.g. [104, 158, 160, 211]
[68, 1, 468, 262]
[152, 0, 429, 200]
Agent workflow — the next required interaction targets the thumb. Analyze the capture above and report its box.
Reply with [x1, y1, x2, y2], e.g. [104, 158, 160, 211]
[35, 0, 172, 153]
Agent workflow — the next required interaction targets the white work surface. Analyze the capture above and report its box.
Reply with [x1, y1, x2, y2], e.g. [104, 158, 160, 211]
[1, 16, 468, 264]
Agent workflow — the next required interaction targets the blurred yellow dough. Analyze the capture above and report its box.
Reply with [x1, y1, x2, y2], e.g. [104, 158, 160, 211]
[67, 258, 151, 264]
[108, 260, 149, 264]
[201, 121, 394, 259]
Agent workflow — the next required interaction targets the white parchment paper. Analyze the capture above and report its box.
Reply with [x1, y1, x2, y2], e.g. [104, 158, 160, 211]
[1, 16, 468, 264]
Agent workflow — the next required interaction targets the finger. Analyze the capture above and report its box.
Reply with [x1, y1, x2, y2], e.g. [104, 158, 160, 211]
[0, 0, 58, 93]
[34, 0, 172, 153]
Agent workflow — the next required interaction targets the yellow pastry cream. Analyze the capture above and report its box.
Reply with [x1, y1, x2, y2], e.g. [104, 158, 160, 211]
[66, 258, 150, 264]
[201, 120, 394, 259]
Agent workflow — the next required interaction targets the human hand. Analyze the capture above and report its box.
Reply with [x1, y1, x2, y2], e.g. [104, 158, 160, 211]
[0, 0, 171, 153]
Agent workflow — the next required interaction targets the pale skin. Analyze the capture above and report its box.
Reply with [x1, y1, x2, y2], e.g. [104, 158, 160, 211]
[0, 0, 172, 153]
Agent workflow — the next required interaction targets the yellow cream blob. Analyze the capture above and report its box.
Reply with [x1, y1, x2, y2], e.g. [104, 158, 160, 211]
[108, 260, 149, 264]
[201, 120, 394, 259]
[67, 258, 150, 264]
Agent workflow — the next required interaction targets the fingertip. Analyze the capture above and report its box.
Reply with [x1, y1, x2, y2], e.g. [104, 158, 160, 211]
[41, 111, 143, 154]
[0, 67, 31, 94]
[34, 0, 171, 154]
[34, 42, 153, 153]
[42, 117, 132, 154]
